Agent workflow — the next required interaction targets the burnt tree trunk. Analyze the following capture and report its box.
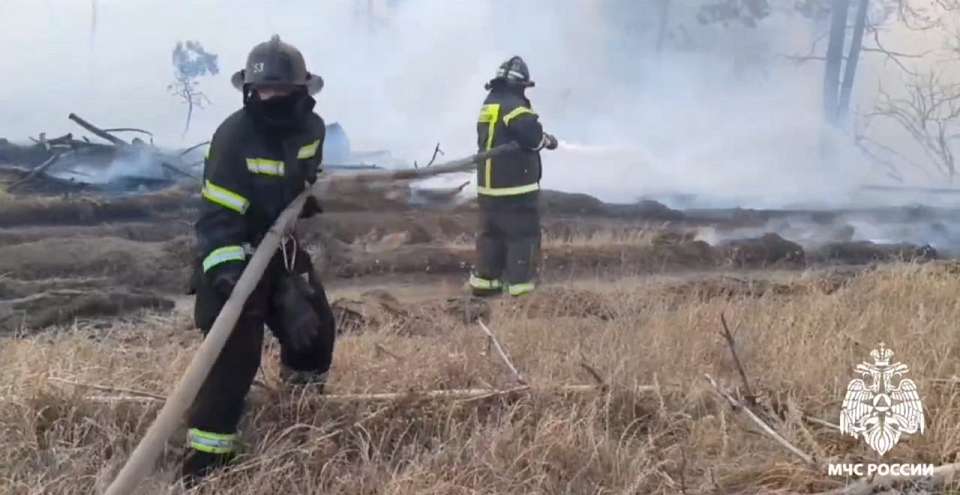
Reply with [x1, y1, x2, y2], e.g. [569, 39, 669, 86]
[823, 0, 850, 126]
[837, 0, 870, 126]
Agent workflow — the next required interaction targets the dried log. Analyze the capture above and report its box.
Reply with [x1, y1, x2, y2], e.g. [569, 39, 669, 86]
[68, 113, 128, 146]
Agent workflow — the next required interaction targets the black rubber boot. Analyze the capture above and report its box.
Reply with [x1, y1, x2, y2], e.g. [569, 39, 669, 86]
[280, 366, 327, 394]
[179, 450, 233, 489]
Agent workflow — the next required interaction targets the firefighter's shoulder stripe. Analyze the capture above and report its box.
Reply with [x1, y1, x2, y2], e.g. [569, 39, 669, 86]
[502, 106, 536, 126]
[202, 180, 249, 214]
[246, 158, 284, 177]
[297, 140, 320, 159]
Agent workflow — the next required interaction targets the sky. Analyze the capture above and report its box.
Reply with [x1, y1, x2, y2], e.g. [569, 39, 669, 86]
[0, 0, 955, 208]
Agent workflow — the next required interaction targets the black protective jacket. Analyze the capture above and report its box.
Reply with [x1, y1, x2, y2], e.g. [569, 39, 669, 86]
[475, 86, 546, 197]
[195, 106, 324, 280]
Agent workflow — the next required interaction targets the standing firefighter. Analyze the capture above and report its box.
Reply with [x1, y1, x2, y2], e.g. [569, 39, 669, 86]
[182, 35, 336, 484]
[469, 56, 558, 297]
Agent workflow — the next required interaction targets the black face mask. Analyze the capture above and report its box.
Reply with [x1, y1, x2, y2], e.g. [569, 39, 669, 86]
[245, 88, 315, 130]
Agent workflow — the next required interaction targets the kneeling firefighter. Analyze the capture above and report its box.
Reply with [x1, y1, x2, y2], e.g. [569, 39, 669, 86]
[469, 56, 558, 297]
[181, 35, 336, 484]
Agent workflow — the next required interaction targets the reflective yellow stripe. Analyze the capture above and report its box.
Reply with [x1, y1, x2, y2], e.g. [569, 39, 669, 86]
[188, 428, 237, 454]
[245, 158, 285, 176]
[202, 245, 246, 273]
[507, 282, 535, 296]
[502, 106, 536, 126]
[297, 140, 320, 159]
[478, 104, 500, 189]
[202, 180, 249, 213]
[476, 182, 540, 196]
[469, 273, 502, 290]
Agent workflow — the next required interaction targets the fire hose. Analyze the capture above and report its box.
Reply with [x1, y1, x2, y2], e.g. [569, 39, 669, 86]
[101, 141, 520, 495]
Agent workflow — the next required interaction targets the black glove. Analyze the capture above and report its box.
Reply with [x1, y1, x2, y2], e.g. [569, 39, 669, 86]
[274, 272, 321, 353]
[542, 133, 558, 150]
[300, 195, 323, 218]
[304, 159, 320, 185]
[210, 264, 243, 298]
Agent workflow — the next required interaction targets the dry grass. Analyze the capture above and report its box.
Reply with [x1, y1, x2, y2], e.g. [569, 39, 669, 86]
[4, 263, 960, 494]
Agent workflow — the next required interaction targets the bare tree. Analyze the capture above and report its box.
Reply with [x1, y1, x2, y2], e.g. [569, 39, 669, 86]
[864, 72, 960, 180]
[168, 41, 219, 138]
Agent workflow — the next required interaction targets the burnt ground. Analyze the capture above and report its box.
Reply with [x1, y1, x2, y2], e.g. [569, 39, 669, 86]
[0, 179, 949, 334]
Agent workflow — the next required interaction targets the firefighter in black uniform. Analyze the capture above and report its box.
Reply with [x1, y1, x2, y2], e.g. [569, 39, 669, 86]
[469, 56, 558, 297]
[181, 35, 336, 484]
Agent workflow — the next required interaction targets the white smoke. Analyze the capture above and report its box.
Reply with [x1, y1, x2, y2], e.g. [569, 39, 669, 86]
[0, 0, 953, 209]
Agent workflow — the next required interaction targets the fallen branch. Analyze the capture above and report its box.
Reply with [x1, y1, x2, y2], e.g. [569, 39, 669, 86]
[704, 373, 817, 467]
[160, 161, 199, 180]
[7, 152, 67, 191]
[179, 140, 210, 157]
[79, 384, 620, 405]
[477, 318, 527, 385]
[719, 313, 757, 406]
[815, 462, 960, 495]
[47, 376, 166, 401]
[102, 128, 154, 143]
[68, 113, 128, 146]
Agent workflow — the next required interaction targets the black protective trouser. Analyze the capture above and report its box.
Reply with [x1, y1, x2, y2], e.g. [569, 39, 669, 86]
[187, 246, 336, 448]
[472, 191, 541, 296]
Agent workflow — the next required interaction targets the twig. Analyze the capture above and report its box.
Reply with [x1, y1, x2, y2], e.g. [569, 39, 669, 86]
[178, 140, 210, 157]
[374, 343, 403, 362]
[477, 318, 527, 385]
[426, 142, 444, 167]
[47, 376, 167, 401]
[930, 376, 960, 385]
[578, 349, 607, 389]
[814, 462, 960, 495]
[579, 362, 606, 387]
[704, 373, 817, 466]
[719, 312, 756, 405]
[803, 415, 841, 431]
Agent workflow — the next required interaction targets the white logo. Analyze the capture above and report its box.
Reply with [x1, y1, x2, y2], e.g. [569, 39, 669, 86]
[840, 343, 925, 456]
[252, 62, 265, 73]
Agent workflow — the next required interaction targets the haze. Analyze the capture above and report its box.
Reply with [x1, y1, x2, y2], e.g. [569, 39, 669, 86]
[1, 0, 954, 208]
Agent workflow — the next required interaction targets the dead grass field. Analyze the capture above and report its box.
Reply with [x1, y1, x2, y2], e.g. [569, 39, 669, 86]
[4, 262, 960, 494]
